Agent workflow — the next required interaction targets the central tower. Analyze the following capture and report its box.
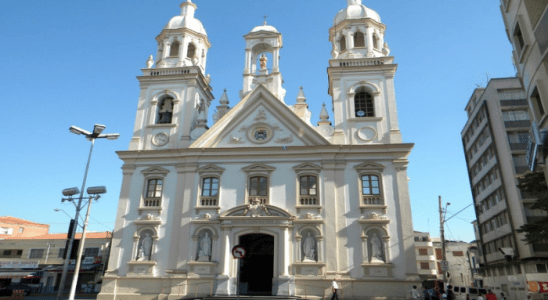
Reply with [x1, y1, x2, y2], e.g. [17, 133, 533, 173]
[240, 22, 286, 102]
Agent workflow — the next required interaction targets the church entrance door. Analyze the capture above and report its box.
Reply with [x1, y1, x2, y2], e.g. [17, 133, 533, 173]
[238, 234, 274, 295]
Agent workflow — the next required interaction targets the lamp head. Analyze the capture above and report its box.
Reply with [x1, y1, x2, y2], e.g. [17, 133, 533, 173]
[62, 187, 80, 197]
[87, 186, 107, 195]
[102, 133, 120, 141]
[69, 126, 91, 136]
[93, 124, 106, 135]
[54, 209, 60, 212]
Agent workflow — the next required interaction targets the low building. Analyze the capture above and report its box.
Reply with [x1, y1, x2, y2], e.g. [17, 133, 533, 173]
[0, 231, 111, 294]
[0, 217, 49, 238]
[414, 232, 480, 288]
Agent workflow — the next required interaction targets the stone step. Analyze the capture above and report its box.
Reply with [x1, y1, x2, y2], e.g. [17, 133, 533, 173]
[194, 295, 301, 300]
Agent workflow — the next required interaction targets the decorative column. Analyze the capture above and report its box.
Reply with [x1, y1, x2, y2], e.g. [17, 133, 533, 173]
[383, 236, 391, 263]
[282, 226, 290, 276]
[365, 26, 374, 57]
[361, 234, 369, 263]
[347, 91, 356, 117]
[132, 233, 141, 261]
[177, 37, 185, 66]
[220, 227, 231, 276]
[272, 48, 280, 73]
[294, 233, 302, 262]
[244, 49, 252, 74]
[316, 235, 324, 262]
[163, 40, 171, 59]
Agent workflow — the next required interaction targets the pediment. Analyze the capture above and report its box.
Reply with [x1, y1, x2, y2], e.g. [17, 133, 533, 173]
[197, 164, 225, 175]
[220, 204, 293, 218]
[241, 164, 276, 174]
[190, 85, 330, 149]
[293, 163, 323, 173]
[141, 166, 170, 177]
[354, 162, 385, 173]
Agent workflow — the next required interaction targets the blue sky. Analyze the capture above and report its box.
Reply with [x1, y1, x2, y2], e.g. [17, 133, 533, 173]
[0, 0, 515, 242]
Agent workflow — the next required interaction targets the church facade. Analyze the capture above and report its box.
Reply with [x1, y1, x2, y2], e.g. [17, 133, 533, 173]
[99, 1, 419, 299]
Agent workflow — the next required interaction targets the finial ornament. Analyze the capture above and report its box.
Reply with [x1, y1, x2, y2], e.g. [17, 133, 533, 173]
[263, 15, 268, 25]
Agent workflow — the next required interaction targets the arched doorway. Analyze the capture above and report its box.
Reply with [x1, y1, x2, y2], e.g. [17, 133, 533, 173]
[238, 234, 274, 295]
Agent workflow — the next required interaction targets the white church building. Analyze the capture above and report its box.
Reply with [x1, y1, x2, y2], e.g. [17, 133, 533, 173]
[99, 0, 420, 299]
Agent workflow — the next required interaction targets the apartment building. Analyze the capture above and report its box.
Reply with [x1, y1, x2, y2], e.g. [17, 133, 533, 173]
[499, 0, 548, 180]
[462, 77, 548, 299]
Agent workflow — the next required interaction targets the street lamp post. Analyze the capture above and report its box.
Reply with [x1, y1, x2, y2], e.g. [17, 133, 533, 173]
[56, 124, 119, 300]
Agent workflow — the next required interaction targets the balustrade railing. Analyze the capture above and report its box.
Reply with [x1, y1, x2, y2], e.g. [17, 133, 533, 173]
[143, 198, 161, 207]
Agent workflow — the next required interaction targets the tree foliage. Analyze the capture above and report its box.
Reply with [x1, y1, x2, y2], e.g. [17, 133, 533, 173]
[516, 171, 548, 244]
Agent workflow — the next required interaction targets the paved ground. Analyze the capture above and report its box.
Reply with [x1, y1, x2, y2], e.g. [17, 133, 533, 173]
[25, 295, 97, 300]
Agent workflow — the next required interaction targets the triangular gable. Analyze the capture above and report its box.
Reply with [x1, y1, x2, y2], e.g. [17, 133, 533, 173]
[190, 85, 330, 148]
[197, 164, 225, 175]
[241, 163, 276, 174]
[141, 166, 170, 177]
[354, 162, 385, 173]
[293, 163, 323, 173]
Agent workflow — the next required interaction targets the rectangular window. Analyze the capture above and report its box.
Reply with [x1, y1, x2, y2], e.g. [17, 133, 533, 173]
[0, 227, 13, 235]
[420, 262, 430, 269]
[513, 22, 526, 53]
[503, 110, 530, 121]
[18, 228, 24, 233]
[537, 264, 548, 273]
[249, 176, 268, 196]
[29, 249, 44, 259]
[435, 248, 442, 260]
[84, 247, 99, 257]
[201, 177, 219, 197]
[361, 175, 380, 195]
[419, 248, 428, 256]
[146, 179, 163, 198]
[532, 87, 545, 119]
[300, 175, 318, 196]
[3, 250, 11, 256]
[58, 248, 65, 258]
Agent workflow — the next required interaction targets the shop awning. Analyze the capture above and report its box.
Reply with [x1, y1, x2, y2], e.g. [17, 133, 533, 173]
[0, 271, 36, 279]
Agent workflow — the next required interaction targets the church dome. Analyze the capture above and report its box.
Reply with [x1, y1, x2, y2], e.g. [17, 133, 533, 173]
[251, 23, 279, 33]
[334, 0, 381, 25]
[164, 0, 207, 35]
[165, 15, 207, 35]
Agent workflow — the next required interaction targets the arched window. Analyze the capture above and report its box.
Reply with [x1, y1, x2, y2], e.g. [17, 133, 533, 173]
[372, 35, 379, 49]
[157, 97, 174, 124]
[361, 175, 380, 195]
[339, 36, 347, 52]
[187, 43, 196, 59]
[169, 41, 180, 57]
[354, 31, 365, 48]
[354, 91, 374, 117]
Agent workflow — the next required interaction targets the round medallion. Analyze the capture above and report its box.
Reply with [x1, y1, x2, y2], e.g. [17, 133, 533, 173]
[247, 123, 274, 144]
[357, 127, 377, 141]
[152, 133, 169, 147]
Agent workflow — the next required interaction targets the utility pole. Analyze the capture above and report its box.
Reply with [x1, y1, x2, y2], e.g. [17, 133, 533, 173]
[439, 196, 448, 291]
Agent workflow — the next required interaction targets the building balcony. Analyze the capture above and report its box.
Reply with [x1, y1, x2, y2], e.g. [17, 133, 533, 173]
[500, 99, 528, 107]
[504, 120, 532, 129]
[330, 56, 394, 67]
[509, 143, 529, 151]
[416, 254, 437, 261]
[418, 269, 438, 276]
[415, 241, 433, 247]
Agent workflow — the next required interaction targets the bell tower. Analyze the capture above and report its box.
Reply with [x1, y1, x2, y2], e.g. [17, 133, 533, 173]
[128, 0, 214, 151]
[328, 0, 402, 145]
[240, 22, 286, 102]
